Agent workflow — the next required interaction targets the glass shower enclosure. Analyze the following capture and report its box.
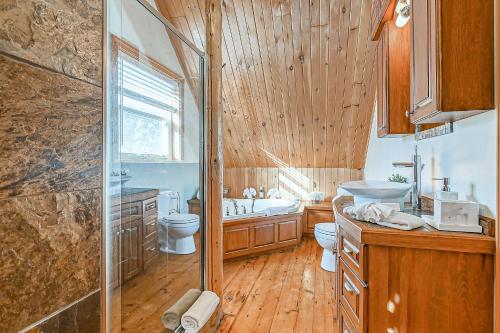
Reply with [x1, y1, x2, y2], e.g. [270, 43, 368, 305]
[103, 0, 205, 331]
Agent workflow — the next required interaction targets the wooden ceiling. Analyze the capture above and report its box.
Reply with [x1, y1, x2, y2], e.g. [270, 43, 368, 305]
[156, 0, 376, 168]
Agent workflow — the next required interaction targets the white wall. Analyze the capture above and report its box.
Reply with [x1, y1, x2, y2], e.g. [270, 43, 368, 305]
[364, 105, 497, 218]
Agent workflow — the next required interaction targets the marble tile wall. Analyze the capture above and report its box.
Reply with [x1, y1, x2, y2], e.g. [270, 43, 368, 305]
[0, 0, 103, 332]
[0, 0, 102, 85]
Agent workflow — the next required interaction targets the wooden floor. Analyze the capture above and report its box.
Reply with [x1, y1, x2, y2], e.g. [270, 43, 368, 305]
[217, 238, 337, 333]
[110, 234, 201, 333]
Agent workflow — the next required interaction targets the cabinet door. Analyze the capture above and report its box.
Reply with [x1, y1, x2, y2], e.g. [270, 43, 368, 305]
[376, 24, 388, 137]
[122, 219, 143, 282]
[111, 226, 121, 288]
[410, 0, 436, 121]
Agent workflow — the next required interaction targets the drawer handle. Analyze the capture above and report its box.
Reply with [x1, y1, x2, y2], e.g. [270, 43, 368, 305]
[342, 239, 359, 255]
[344, 280, 360, 296]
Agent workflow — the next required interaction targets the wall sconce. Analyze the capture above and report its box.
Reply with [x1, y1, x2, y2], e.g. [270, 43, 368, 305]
[395, 0, 411, 28]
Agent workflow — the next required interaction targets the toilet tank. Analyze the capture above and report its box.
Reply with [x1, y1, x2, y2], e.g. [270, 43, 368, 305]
[157, 190, 179, 219]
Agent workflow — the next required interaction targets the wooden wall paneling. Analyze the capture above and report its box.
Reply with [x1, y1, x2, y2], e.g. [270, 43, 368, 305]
[348, 0, 374, 169]
[162, 0, 376, 168]
[281, 1, 302, 169]
[263, 0, 292, 166]
[238, 0, 279, 163]
[224, 0, 271, 167]
[330, 0, 352, 169]
[250, 0, 283, 164]
[324, 0, 343, 170]
[337, 0, 362, 168]
[298, 0, 314, 168]
[221, 22, 264, 167]
[205, 0, 224, 307]
[224, 167, 363, 200]
[290, 0, 306, 169]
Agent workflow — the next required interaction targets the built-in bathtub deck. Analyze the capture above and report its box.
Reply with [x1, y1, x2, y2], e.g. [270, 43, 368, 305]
[223, 212, 303, 260]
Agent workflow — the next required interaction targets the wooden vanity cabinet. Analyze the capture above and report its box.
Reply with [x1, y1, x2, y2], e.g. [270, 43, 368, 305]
[111, 189, 160, 285]
[121, 218, 143, 282]
[302, 203, 335, 236]
[376, 20, 413, 137]
[410, 0, 494, 124]
[334, 197, 495, 333]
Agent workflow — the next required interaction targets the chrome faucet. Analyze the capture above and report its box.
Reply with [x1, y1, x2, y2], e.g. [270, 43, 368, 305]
[250, 199, 256, 213]
[241, 205, 247, 215]
[231, 199, 239, 215]
[392, 145, 424, 210]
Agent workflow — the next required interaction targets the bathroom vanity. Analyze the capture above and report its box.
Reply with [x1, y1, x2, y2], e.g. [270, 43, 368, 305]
[302, 202, 335, 236]
[110, 188, 160, 287]
[333, 196, 495, 333]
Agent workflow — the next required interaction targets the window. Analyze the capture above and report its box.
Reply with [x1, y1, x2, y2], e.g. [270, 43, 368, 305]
[113, 36, 184, 162]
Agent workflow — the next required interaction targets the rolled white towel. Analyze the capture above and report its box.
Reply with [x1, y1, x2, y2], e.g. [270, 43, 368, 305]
[243, 187, 256, 199]
[267, 188, 281, 199]
[161, 289, 201, 330]
[343, 202, 424, 231]
[181, 291, 220, 333]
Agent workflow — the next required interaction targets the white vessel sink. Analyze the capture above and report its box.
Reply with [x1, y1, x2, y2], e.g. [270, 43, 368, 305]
[340, 180, 411, 207]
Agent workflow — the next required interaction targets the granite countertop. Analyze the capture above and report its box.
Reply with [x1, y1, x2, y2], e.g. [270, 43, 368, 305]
[111, 188, 159, 206]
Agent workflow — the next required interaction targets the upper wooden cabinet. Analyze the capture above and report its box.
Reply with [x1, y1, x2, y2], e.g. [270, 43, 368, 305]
[370, 0, 396, 41]
[409, 0, 494, 124]
[377, 20, 413, 137]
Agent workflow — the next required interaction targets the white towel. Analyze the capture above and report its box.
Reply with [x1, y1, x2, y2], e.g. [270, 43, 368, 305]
[264, 206, 289, 216]
[267, 188, 281, 199]
[161, 289, 201, 330]
[243, 187, 256, 199]
[343, 202, 424, 231]
[181, 291, 220, 333]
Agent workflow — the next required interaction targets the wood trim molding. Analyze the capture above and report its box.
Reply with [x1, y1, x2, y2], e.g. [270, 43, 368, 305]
[205, 0, 224, 301]
[496, 0, 500, 329]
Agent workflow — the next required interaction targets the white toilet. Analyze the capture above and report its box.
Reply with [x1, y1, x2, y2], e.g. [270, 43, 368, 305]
[314, 223, 338, 272]
[157, 191, 200, 255]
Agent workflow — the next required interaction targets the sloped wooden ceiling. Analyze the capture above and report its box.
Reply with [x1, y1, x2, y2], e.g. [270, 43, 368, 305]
[157, 0, 376, 169]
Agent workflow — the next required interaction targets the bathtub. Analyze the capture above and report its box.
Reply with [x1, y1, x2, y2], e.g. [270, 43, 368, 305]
[222, 198, 303, 260]
[223, 198, 300, 221]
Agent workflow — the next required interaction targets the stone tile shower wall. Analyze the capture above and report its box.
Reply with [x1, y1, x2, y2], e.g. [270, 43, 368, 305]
[0, 1, 102, 332]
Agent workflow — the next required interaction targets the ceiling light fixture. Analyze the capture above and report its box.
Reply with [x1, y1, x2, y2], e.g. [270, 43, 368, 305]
[395, 0, 411, 28]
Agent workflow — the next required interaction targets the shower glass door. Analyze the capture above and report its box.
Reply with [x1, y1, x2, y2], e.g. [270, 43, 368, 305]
[104, 0, 205, 331]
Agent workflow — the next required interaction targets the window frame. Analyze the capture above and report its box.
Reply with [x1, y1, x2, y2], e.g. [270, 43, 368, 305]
[110, 34, 185, 163]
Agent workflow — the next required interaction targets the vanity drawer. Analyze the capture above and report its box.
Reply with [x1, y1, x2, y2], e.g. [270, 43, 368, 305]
[121, 201, 143, 219]
[339, 258, 366, 331]
[143, 237, 159, 269]
[143, 197, 158, 217]
[340, 304, 360, 333]
[339, 228, 365, 280]
[143, 214, 158, 241]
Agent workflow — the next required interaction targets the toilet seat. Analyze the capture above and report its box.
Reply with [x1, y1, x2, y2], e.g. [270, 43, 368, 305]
[161, 213, 199, 225]
[314, 222, 337, 236]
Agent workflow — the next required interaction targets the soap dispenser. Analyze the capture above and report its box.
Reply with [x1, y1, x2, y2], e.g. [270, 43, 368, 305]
[423, 177, 482, 233]
[432, 177, 458, 201]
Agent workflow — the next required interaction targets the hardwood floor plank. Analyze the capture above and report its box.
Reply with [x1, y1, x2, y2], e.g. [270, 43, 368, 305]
[219, 238, 337, 333]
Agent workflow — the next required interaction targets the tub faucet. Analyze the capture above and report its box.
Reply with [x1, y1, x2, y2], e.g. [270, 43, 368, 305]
[392, 145, 424, 210]
[251, 199, 256, 213]
[231, 199, 239, 215]
[225, 206, 230, 217]
[241, 205, 247, 215]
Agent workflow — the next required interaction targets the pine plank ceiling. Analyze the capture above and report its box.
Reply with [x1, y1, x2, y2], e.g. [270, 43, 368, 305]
[156, 0, 376, 169]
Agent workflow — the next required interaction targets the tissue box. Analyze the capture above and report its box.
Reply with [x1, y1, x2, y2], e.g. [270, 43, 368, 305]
[430, 199, 482, 233]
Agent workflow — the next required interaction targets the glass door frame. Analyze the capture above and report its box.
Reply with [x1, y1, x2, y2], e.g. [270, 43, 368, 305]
[101, 0, 207, 331]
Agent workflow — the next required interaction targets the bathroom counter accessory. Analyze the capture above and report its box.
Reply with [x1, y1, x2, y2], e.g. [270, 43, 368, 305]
[333, 196, 494, 333]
